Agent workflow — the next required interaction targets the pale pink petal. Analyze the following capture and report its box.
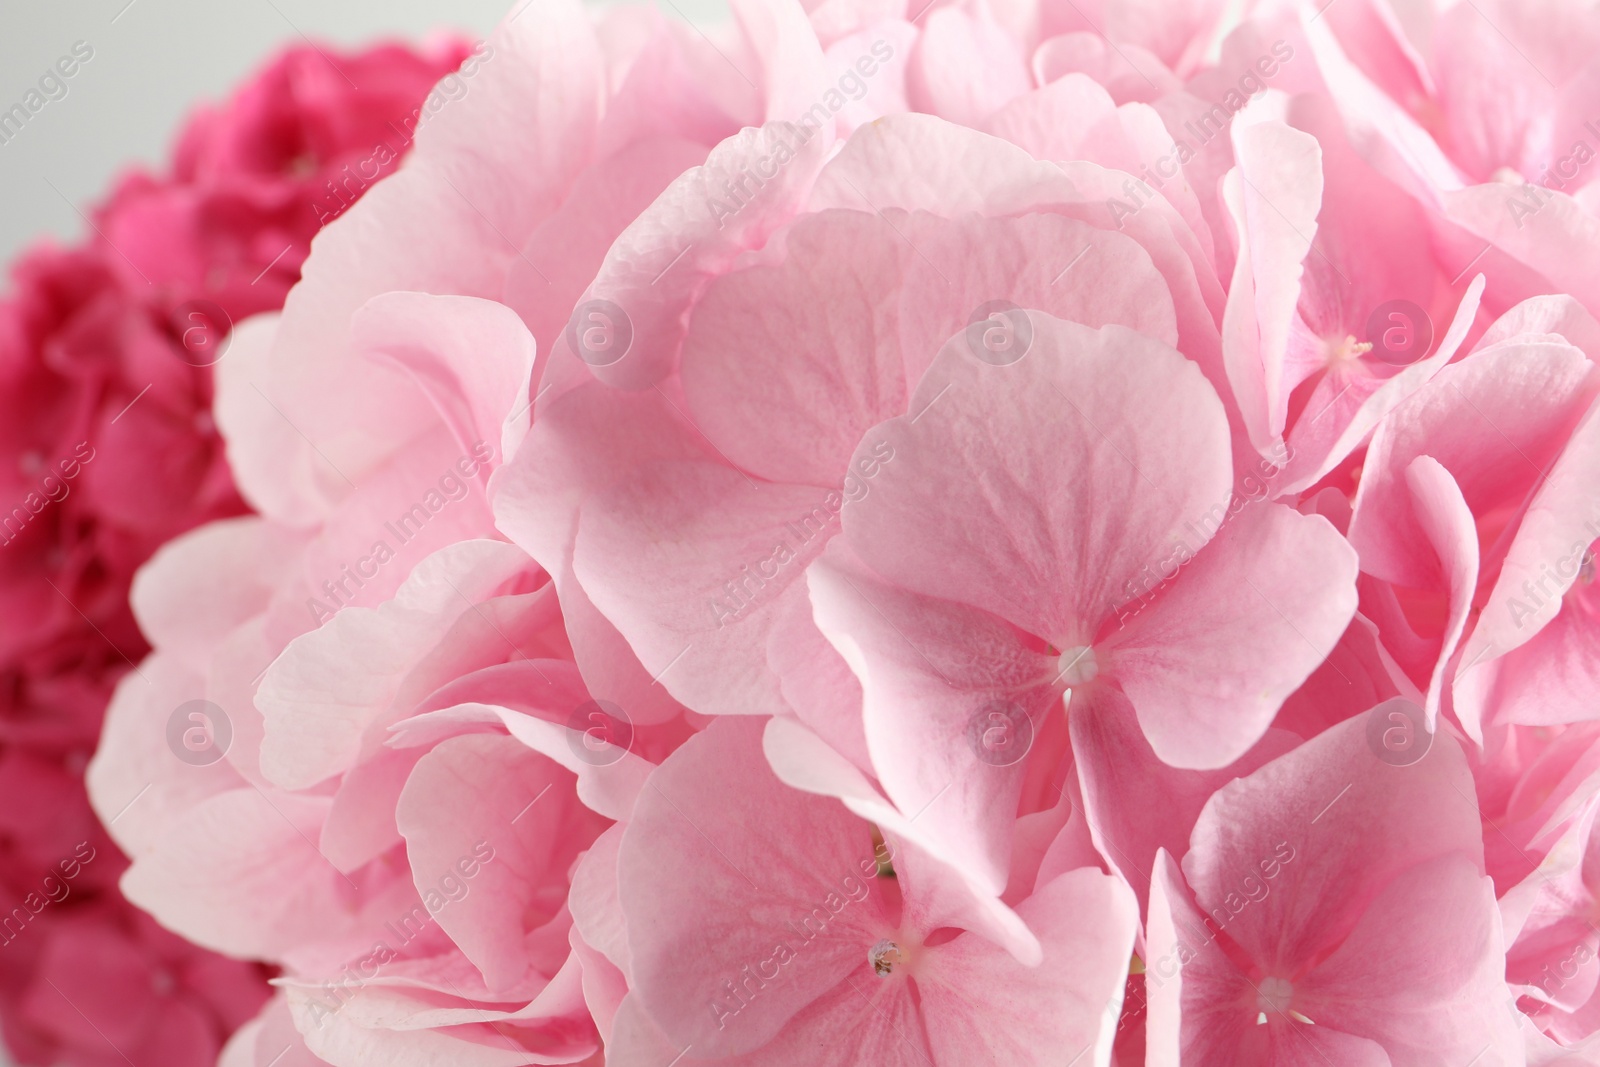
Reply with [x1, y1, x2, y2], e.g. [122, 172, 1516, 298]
[840, 314, 1231, 644]
[678, 208, 908, 486]
[87, 654, 245, 857]
[257, 3, 601, 465]
[582, 122, 832, 390]
[917, 868, 1139, 1067]
[1105, 502, 1358, 769]
[806, 535, 1058, 895]
[1349, 338, 1594, 588]
[131, 518, 305, 670]
[258, 540, 530, 789]
[573, 461, 832, 717]
[906, 0, 1030, 127]
[1476, 294, 1600, 355]
[1466, 596, 1600, 731]
[617, 719, 889, 1056]
[758, 716, 1043, 965]
[1298, 856, 1523, 1064]
[1183, 709, 1483, 977]
[1072, 685, 1299, 910]
[894, 212, 1181, 382]
[388, 701, 654, 822]
[1401, 455, 1480, 733]
[119, 788, 345, 959]
[1461, 395, 1600, 671]
[503, 135, 710, 373]
[1031, 34, 1180, 105]
[728, 0, 830, 124]
[352, 293, 536, 472]
[396, 733, 604, 992]
[1220, 116, 1323, 454]
[1277, 274, 1484, 496]
[1442, 181, 1600, 318]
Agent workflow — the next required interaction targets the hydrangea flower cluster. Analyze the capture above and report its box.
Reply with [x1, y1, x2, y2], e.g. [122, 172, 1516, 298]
[77, 0, 1600, 1065]
[0, 37, 470, 1067]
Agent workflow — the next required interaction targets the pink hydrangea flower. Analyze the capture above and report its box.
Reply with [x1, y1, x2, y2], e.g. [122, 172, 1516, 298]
[1146, 708, 1521, 1064]
[78, 0, 1600, 1063]
[0, 36, 471, 1067]
[603, 718, 1137, 1066]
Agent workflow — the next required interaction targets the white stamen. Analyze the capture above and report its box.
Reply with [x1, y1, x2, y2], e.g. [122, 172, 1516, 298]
[869, 939, 904, 977]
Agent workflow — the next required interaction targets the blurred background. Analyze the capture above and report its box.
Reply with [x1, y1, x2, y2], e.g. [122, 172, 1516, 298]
[0, 0, 728, 262]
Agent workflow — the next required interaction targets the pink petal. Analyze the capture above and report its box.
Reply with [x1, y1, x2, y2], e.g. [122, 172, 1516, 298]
[1401, 455, 1480, 734]
[1183, 710, 1483, 978]
[1072, 685, 1299, 911]
[1298, 855, 1522, 1063]
[840, 314, 1231, 645]
[1220, 116, 1324, 454]
[573, 461, 833, 717]
[582, 122, 832, 390]
[1349, 338, 1595, 588]
[807, 540, 1056, 894]
[678, 208, 909, 487]
[119, 788, 344, 959]
[1106, 502, 1358, 769]
[351, 293, 536, 473]
[917, 868, 1139, 1067]
[395, 732, 604, 992]
[1460, 395, 1600, 674]
[617, 719, 890, 1056]
[258, 540, 530, 789]
[906, 0, 1030, 127]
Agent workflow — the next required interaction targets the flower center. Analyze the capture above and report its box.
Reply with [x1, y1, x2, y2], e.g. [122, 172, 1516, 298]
[1256, 976, 1293, 1014]
[1254, 976, 1315, 1025]
[1323, 334, 1373, 368]
[1054, 646, 1098, 688]
[869, 939, 905, 977]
